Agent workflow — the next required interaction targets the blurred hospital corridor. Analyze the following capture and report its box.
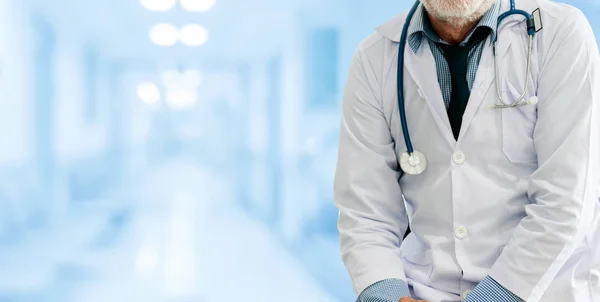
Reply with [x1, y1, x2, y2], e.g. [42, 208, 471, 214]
[0, 0, 598, 301]
[0, 158, 345, 302]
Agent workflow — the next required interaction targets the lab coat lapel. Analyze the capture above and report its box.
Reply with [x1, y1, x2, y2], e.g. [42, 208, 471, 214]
[404, 43, 456, 148]
[458, 35, 512, 141]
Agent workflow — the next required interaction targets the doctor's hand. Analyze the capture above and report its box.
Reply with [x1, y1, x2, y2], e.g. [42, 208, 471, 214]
[399, 297, 427, 302]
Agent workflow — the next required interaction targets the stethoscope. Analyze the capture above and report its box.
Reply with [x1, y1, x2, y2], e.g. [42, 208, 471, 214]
[398, 0, 539, 175]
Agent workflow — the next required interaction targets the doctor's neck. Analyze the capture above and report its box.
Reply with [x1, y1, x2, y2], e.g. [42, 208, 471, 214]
[421, 0, 496, 45]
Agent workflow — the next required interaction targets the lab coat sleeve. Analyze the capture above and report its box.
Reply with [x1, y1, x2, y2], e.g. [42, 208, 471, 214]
[334, 44, 410, 296]
[488, 11, 600, 302]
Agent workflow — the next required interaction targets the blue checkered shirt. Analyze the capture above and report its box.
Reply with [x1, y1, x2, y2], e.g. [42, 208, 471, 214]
[356, 2, 524, 302]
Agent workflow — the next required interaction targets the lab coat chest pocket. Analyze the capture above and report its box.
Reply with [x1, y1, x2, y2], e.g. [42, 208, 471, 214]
[501, 80, 538, 164]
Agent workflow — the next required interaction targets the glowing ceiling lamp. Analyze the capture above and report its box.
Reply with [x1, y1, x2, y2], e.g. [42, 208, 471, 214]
[137, 82, 161, 104]
[179, 24, 209, 46]
[149, 23, 179, 46]
[140, 0, 177, 11]
[161, 69, 203, 88]
[166, 89, 198, 109]
[180, 0, 216, 12]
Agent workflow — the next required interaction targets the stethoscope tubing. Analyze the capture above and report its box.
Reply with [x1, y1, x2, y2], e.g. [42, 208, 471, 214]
[397, 0, 422, 155]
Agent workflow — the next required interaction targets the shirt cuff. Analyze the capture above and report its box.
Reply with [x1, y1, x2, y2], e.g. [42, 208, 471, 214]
[356, 278, 410, 302]
[464, 275, 525, 302]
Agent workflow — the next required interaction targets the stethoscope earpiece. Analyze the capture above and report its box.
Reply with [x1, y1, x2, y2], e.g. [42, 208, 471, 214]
[526, 96, 539, 105]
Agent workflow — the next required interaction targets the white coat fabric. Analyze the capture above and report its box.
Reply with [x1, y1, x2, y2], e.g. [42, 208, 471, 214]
[334, 0, 600, 301]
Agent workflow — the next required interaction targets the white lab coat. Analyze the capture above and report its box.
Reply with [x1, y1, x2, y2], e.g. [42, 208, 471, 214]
[334, 0, 600, 301]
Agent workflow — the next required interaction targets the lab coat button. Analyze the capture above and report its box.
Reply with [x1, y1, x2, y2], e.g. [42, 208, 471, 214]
[454, 226, 468, 239]
[461, 290, 472, 300]
[452, 151, 466, 164]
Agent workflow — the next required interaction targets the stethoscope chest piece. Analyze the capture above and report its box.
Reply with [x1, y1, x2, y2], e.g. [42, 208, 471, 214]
[400, 151, 427, 175]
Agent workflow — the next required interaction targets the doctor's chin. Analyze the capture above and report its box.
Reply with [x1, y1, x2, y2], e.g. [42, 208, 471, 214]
[0, 0, 598, 301]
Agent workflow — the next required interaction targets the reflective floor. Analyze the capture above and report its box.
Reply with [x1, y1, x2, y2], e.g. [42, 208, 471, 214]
[0, 157, 349, 302]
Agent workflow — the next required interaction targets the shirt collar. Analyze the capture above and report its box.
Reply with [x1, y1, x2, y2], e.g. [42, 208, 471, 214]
[407, 0, 500, 53]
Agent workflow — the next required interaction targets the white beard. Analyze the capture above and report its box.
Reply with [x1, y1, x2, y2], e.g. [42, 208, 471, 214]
[421, 0, 496, 27]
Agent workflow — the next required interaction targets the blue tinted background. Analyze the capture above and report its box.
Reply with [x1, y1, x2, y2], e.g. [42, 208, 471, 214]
[0, 0, 597, 301]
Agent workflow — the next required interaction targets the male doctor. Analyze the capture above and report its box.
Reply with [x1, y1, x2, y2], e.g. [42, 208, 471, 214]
[334, 0, 600, 301]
